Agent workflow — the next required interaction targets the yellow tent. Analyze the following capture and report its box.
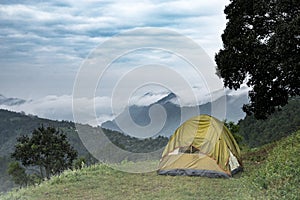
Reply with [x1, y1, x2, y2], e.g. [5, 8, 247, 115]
[158, 115, 243, 178]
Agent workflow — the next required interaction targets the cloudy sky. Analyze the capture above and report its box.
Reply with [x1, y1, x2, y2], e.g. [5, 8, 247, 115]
[0, 0, 232, 124]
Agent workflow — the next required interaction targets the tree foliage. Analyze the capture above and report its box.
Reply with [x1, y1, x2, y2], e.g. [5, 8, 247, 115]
[224, 120, 243, 145]
[73, 156, 87, 170]
[7, 162, 28, 187]
[215, 0, 300, 119]
[11, 126, 78, 179]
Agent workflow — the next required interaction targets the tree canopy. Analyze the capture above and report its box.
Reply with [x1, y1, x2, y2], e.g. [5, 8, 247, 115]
[224, 120, 243, 146]
[215, 0, 300, 119]
[11, 126, 78, 179]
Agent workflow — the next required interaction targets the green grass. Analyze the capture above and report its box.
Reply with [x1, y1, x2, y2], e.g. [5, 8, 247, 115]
[245, 130, 300, 199]
[0, 165, 256, 200]
[2, 130, 300, 200]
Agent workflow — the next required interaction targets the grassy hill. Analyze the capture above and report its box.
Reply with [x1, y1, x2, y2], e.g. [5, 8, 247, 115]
[244, 130, 300, 199]
[2, 130, 299, 200]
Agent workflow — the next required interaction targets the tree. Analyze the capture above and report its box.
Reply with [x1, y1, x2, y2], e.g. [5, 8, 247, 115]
[7, 161, 28, 187]
[224, 120, 243, 145]
[215, 0, 300, 119]
[11, 126, 78, 179]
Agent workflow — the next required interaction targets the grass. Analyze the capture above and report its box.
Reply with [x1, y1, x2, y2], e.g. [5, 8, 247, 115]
[245, 130, 300, 199]
[1, 165, 256, 200]
[1, 130, 300, 200]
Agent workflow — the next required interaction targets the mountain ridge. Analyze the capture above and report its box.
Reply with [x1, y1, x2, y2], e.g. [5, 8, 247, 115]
[101, 90, 249, 137]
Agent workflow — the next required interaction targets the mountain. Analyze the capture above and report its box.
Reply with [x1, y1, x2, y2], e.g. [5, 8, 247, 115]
[0, 95, 25, 106]
[102, 89, 249, 137]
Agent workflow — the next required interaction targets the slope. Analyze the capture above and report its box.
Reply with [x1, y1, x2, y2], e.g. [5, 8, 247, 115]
[244, 130, 300, 199]
[0, 109, 168, 193]
[1, 163, 256, 200]
[3, 130, 300, 200]
[238, 97, 300, 147]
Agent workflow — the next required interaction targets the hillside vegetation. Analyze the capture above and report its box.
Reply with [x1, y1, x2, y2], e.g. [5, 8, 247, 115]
[0, 109, 168, 193]
[1, 163, 255, 200]
[1, 98, 299, 196]
[245, 131, 300, 199]
[2, 130, 299, 200]
[238, 97, 300, 147]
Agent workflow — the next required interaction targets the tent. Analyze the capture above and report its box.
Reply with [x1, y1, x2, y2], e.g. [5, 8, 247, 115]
[158, 115, 243, 178]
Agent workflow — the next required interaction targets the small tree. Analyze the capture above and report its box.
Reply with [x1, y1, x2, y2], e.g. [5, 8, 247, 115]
[7, 161, 28, 187]
[224, 120, 243, 145]
[11, 126, 78, 179]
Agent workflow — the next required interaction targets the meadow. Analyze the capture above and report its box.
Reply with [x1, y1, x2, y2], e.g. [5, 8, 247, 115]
[2, 130, 299, 200]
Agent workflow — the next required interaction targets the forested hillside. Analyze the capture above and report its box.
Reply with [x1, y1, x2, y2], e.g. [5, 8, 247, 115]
[0, 110, 89, 157]
[0, 109, 168, 193]
[238, 97, 300, 147]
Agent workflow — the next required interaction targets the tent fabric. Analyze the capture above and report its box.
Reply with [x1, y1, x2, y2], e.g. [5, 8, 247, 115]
[158, 115, 242, 177]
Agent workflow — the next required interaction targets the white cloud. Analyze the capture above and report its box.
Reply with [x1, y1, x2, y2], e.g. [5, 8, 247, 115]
[0, 0, 231, 104]
[129, 91, 169, 107]
[0, 95, 114, 125]
[0, 85, 249, 127]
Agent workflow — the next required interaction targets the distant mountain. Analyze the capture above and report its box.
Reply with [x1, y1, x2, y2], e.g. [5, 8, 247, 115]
[0, 94, 25, 106]
[102, 89, 249, 137]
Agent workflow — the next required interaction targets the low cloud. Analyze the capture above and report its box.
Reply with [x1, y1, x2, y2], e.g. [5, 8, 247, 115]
[0, 84, 249, 126]
[0, 95, 114, 125]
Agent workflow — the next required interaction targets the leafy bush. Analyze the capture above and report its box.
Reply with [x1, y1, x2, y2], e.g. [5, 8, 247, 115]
[73, 157, 86, 170]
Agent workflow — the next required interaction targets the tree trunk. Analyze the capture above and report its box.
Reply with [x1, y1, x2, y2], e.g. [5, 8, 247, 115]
[39, 166, 44, 179]
[45, 166, 50, 179]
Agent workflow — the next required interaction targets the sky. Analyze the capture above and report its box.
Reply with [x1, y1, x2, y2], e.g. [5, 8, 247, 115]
[0, 0, 232, 124]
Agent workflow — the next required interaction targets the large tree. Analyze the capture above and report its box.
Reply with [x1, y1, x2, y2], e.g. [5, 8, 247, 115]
[11, 126, 78, 179]
[215, 0, 300, 119]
